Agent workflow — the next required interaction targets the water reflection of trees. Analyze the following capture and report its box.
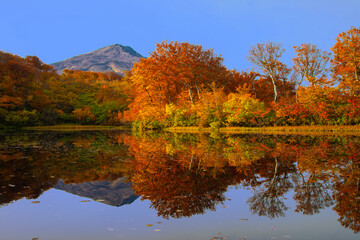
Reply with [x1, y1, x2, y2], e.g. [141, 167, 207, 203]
[123, 135, 239, 218]
[123, 133, 360, 233]
[0, 131, 131, 206]
[1, 131, 360, 233]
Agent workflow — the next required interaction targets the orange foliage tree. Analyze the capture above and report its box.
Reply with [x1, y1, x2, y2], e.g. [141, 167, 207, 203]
[292, 43, 331, 87]
[292, 43, 331, 104]
[331, 26, 360, 96]
[126, 41, 229, 127]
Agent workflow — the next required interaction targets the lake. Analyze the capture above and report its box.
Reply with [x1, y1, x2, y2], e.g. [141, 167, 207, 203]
[0, 130, 359, 240]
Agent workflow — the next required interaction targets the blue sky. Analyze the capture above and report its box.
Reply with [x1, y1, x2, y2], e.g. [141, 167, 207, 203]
[1, 0, 359, 70]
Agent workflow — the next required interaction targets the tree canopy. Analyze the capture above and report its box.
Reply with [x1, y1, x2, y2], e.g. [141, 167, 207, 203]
[127, 41, 228, 121]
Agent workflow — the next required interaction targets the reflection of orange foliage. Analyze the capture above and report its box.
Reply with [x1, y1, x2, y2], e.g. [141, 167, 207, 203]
[0, 150, 58, 205]
[0, 131, 132, 206]
[3, 130, 360, 233]
[334, 181, 360, 233]
[123, 134, 246, 218]
[123, 133, 360, 231]
[73, 136, 95, 149]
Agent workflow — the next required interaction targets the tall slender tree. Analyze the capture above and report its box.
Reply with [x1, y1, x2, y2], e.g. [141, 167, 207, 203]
[292, 43, 331, 101]
[247, 42, 289, 102]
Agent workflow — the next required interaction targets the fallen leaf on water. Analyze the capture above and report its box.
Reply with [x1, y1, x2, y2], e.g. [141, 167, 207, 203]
[239, 219, 248, 221]
[146, 224, 153, 227]
[221, 206, 228, 208]
[95, 199, 105, 202]
[227, 199, 232, 201]
[80, 200, 90, 202]
[32, 238, 39, 240]
[153, 229, 161, 232]
[157, 222, 162, 224]
[31, 201, 40, 204]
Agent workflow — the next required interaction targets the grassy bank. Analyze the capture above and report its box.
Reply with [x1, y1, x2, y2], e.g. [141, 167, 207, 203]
[166, 125, 360, 135]
[24, 124, 131, 131]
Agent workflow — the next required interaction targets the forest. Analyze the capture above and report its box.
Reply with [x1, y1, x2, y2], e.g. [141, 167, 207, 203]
[0, 26, 359, 129]
[0, 54, 130, 127]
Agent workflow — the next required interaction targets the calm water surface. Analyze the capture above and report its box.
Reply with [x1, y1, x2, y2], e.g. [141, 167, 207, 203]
[0, 130, 359, 240]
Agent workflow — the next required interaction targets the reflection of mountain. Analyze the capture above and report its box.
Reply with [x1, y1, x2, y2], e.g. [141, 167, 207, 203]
[55, 177, 138, 207]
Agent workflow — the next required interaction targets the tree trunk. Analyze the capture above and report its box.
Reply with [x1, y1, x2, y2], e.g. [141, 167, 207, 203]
[270, 75, 279, 103]
[187, 84, 195, 104]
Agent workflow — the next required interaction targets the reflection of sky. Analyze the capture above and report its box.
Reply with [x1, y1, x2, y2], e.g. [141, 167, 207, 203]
[0, 186, 357, 240]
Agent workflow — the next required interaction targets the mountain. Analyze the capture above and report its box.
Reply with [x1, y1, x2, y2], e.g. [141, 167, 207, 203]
[51, 44, 143, 74]
[55, 177, 139, 207]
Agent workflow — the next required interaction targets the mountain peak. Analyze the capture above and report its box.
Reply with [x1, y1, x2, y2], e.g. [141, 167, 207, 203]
[94, 44, 143, 59]
[51, 44, 143, 74]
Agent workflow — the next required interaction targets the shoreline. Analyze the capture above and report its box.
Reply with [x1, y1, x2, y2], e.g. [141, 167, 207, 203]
[165, 125, 360, 135]
[23, 125, 131, 131]
[3, 124, 360, 135]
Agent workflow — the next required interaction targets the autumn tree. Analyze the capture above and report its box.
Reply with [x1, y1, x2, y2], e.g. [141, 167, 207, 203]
[223, 89, 266, 126]
[127, 41, 228, 123]
[292, 43, 331, 88]
[247, 42, 290, 102]
[225, 70, 260, 96]
[331, 26, 360, 96]
[0, 52, 59, 126]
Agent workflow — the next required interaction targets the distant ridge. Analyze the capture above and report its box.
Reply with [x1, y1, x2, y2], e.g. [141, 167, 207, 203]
[51, 44, 143, 74]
